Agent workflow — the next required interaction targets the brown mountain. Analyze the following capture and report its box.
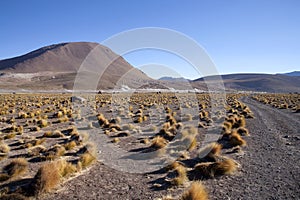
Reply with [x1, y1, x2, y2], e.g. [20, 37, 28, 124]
[0, 42, 152, 90]
[192, 73, 300, 93]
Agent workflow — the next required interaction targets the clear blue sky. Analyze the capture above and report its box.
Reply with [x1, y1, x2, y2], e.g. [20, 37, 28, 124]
[0, 0, 299, 79]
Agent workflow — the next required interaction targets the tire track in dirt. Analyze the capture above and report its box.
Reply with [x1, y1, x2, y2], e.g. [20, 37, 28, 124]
[203, 97, 299, 200]
[239, 97, 300, 199]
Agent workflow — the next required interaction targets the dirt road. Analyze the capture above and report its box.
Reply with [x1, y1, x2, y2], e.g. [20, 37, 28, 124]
[205, 97, 300, 200]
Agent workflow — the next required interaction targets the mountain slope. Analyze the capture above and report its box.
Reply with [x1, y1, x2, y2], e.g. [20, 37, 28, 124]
[192, 73, 300, 93]
[0, 42, 152, 90]
[281, 71, 300, 76]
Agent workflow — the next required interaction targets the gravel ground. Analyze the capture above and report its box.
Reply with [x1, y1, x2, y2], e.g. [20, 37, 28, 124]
[43, 97, 300, 200]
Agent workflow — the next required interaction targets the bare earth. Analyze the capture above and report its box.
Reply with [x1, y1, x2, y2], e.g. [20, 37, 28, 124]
[43, 97, 300, 200]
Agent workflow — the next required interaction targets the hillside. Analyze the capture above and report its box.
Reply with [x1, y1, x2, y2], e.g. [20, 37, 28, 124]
[0, 42, 152, 90]
[192, 73, 300, 93]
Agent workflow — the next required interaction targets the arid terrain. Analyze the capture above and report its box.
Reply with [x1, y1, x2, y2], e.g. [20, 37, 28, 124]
[0, 42, 299, 200]
[0, 92, 298, 200]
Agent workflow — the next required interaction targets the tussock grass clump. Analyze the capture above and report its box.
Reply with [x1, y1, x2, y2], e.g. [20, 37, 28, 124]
[32, 162, 61, 195]
[37, 119, 48, 128]
[0, 142, 10, 154]
[229, 133, 247, 147]
[170, 165, 188, 186]
[28, 145, 46, 157]
[150, 136, 167, 149]
[4, 133, 16, 140]
[210, 158, 237, 176]
[55, 111, 63, 118]
[57, 115, 69, 123]
[79, 152, 96, 168]
[181, 181, 209, 200]
[165, 161, 184, 171]
[45, 145, 66, 160]
[111, 138, 120, 143]
[64, 141, 77, 150]
[140, 138, 150, 144]
[30, 126, 40, 132]
[43, 130, 64, 138]
[232, 117, 246, 128]
[188, 137, 197, 152]
[57, 160, 77, 177]
[236, 127, 249, 136]
[117, 131, 130, 137]
[194, 158, 237, 178]
[209, 143, 222, 156]
[3, 158, 28, 177]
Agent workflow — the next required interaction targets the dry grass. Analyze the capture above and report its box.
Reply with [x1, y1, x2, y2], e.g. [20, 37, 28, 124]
[150, 136, 167, 149]
[171, 165, 188, 186]
[0, 142, 10, 154]
[38, 119, 48, 128]
[64, 141, 77, 150]
[210, 158, 237, 176]
[188, 137, 197, 151]
[198, 142, 222, 159]
[4, 133, 16, 140]
[194, 158, 237, 178]
[181, 181, 209, 200]
[43, 130, 64, 138]
[3, 158, 28, 177]
[32, 161, 61, 195]
[236, 127, 249, 136]
[229, 133, 247, 147]
[111, 138, 120, 143]
[57, 160, 77, 177]
[79, 152, 96, 168]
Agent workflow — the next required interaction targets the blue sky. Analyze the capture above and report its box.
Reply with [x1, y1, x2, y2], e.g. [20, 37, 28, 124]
[0, 0, 299, 79]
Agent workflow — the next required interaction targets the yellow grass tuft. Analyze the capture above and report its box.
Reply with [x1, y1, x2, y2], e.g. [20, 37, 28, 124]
[79, 152, 96, 168]
[32, 162, 61, 195]
[150, 136, 167, 149]
[38, 119, 48, 128]
[3, 158, 28, 177]
[181, 181, 209, 200]
[229, 132, 247, 147]
[0, 142, 10, 154]
[64, 141, 77, 150]
[194, 158, 237, 178]
[171, 165, 188, 186]
[210, 158, 237, 176]
[57, 160, 77, 177]
[236, 127, 249, 136]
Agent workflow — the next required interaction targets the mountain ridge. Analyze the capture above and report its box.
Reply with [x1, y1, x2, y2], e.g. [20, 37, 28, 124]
[0, 42, 299, 93]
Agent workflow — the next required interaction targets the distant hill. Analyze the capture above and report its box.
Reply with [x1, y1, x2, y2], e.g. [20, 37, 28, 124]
[0, 42, 152, 90]
[192, 73, 300, 93]
[281, 71, 300, 76]
[159, 76, 189, 82]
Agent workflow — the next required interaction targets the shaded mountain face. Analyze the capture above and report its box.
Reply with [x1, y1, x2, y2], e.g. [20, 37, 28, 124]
[0, 42, 152, 90]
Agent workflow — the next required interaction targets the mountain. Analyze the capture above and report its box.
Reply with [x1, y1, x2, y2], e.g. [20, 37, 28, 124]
[0, 43, 299, 93]
[158, 76, 189, 82]
[281, 71, 300, 76]
[192, 73, 300, 93]
[0, 42, 152, 90]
